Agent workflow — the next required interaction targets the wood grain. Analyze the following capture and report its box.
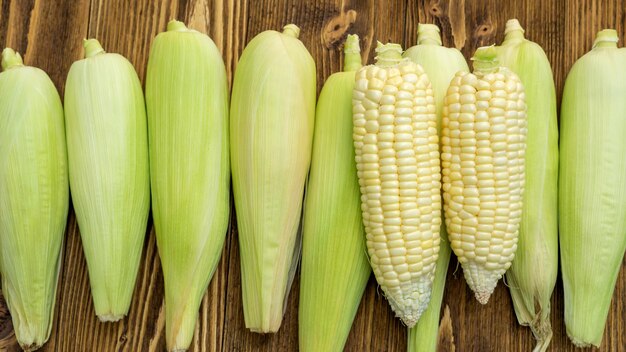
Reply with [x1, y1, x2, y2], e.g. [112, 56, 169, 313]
[1, 0, 626, 351]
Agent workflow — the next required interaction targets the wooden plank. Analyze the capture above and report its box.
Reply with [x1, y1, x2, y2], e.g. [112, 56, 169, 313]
[0, 0, 626, 351]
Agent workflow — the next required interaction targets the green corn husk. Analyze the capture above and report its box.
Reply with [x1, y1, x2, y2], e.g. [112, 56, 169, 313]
[298, 34, 370, 351]
[145, 20, 230, 351]
[64, 39, 150, 322]
[559, 29, 626, 348]
[0, 48, 69, 351]
[231, 24, 316, 333]
[496, 19, 559, 352]
[403, 24, 468, 352]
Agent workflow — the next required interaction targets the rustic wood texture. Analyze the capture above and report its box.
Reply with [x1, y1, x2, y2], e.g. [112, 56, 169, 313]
[0, 0, 625, 351]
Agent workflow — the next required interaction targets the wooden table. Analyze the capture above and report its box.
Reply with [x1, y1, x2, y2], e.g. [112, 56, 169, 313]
[0, 0, 625, 351]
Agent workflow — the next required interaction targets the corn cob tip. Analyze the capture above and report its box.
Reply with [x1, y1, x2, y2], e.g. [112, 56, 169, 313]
[343, 34, 362, 72]
[167, 19, 189, 32]
[593, 29, 619, 48]
[374, 42, 404, 67]
[1, 47, 24, 71]
[344, 34, 360, 54]
[83, 38, 105, 58]
[97, 314, 124, 323]
[471, 45, 499, 72]
[282, 24, 301, 38]
[474, 291, 491, 305]
[384, 277, 433, 328]
[417, 23, 443, 45]
[461, 262, 500, 305]
[504, 19, 524, 35]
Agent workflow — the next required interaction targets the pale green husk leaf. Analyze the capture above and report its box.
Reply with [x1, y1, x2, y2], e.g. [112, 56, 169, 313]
[497, 19, 559, 352]
[145, 20, 230, 351]
[230, 24, 316, 333]
[298, 34, 370, 352]
[559, 29, 626, 348]
[0, 48, 69, 351]
[64, 39, 150, 322]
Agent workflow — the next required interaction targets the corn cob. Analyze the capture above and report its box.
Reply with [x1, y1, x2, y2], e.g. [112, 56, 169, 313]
[64, 39, 150, 322]
[0, 48, 69, 351]
[231, 24, 316, 333]
[298, 34, 370, 351]
[496, 19, 559, 352]
[353, 41, 441, 327]
[559, 29, 626, 348]
[442, 46, 527, 304]
[403, 23, 468, 351]
[145, 20, 230, 351]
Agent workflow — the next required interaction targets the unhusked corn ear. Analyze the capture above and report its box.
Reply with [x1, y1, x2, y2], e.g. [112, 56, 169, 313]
[404, 23, 468, 352]
[497, 19, 559, 352]
[298, 34, 370, 352]
[146, 20, 230, 351]
[64, 39, 150, 322]
[231, 24, 316, 333]
[442, 46, 527, 304]
[559, 29, 626, 348]
[353, 41, 441, 327]
[0, 48, 69, 351]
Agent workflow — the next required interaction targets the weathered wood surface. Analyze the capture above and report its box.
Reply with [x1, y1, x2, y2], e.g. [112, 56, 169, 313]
[0, 0, 625, 351]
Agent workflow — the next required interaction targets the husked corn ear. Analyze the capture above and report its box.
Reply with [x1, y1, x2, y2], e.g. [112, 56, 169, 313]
[497, 19, 559, 352]
[299, 34, 370, 352]
[231, 24, 316, 333]
[146, 20, 230, 351]
[404, 23, 468, 352]
[559, 29, 626, 348]
[0, 48, 69, 351]
[442, 46, 527, 304]
[353, 41, 441, 327]
[64, 39, 150, 322]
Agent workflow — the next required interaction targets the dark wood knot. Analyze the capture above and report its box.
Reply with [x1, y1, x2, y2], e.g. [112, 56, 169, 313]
[475, 23, 494, 38]
[322, 9, 357, 49]
[429, 0, 443, 17]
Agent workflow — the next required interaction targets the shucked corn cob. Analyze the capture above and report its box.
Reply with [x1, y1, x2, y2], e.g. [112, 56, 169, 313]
[403, 23, 468, 352]
[146, 20, 230, 351]
[64, 39, 150, 322]
[231, 24, 316, 333]
[442, 46, 527, 304]
[353, 41, 441, 327]
[298, 34, 371, 352]
[0, 48, 69, 351]
[559, 29, 626, 348]
[497, 19, 559, 352]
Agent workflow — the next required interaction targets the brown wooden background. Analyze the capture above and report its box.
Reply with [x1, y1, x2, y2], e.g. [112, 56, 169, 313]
[0, 0, 625, 351]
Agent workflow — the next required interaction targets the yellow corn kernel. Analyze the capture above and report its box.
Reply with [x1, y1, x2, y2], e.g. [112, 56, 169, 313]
[442, 46, 527, 304]
[353, 41, 441, 327]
